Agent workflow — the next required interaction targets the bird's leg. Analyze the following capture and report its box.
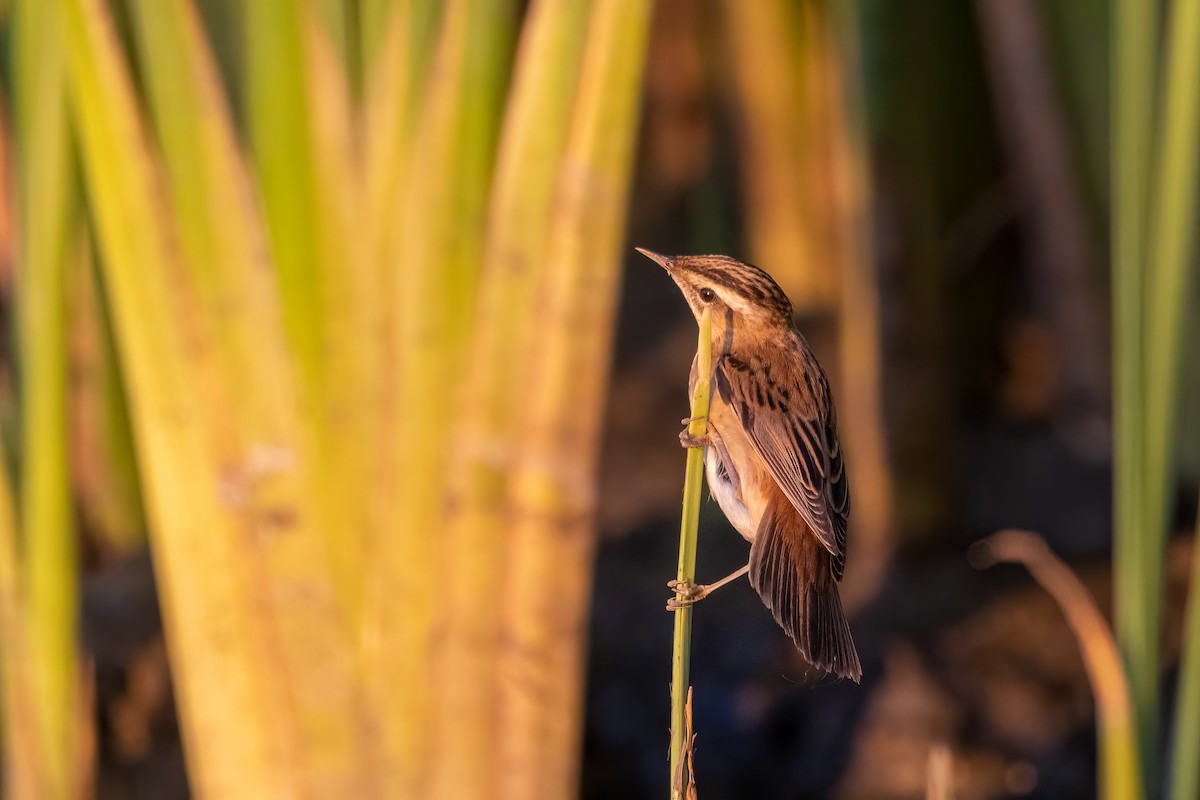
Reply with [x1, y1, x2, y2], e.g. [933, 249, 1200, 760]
[666, 564, 751, 610]
[679, 416, 711, 449]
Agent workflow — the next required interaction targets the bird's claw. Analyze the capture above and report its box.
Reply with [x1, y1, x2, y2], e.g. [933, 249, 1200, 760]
[679, 416, 711, 449]
[665, 579, 708, 611]
[668, 578, 704, 597]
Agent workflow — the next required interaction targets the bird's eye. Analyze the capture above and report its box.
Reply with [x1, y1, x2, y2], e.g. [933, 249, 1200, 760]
[699, 288, 716, 302]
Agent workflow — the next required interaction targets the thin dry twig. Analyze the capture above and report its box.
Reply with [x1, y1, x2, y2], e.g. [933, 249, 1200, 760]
[925, 743, 953, 800]
[970, 529, 1141, 800]
[671, 687, 698, 799]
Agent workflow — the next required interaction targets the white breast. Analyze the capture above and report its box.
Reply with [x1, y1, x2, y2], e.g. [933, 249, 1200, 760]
[704, 446, 756, 541]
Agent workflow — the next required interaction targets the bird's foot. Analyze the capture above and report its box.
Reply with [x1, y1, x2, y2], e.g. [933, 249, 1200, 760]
[665, 579, 709, 611]
[678, 419, 711, 449]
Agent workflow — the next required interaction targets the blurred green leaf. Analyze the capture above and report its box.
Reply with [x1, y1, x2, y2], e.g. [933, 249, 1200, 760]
[1112, 0, 1159, 787]
[498, 0, 654, 794]
[1155, 0, 1200, 797]
[433, 0, 593, 783]
[245, 0, 383, 622]
[382, 0, 516, 791]
[14, 0, 77, 792]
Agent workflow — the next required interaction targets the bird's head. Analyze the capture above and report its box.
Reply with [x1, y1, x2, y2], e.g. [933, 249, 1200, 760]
[636, 249, 794, 341]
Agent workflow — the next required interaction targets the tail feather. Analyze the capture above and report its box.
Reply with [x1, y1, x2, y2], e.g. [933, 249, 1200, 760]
[749, 494, 861, 682]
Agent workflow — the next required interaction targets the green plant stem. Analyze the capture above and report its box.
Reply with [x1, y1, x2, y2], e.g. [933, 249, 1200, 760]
[1152, 1, 1200, 791]
[1112, 0, 1159, 787]
[670, 307, 712, 799]
[1146, 0, 1200, 466]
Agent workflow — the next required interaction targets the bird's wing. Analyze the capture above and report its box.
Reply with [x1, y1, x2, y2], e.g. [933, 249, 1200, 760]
[714, 355, 849, 579]
[748, 490, 861, 680]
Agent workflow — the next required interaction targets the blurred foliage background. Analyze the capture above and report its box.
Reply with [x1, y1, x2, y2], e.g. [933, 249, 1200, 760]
[1, 0, 1199, 798]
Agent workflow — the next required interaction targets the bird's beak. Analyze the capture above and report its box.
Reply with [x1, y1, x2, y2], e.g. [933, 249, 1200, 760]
[634, 247, 675, 270]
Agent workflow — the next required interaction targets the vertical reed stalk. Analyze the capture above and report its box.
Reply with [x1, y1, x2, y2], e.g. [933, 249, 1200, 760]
[1157, 0, 1200, 795]
[1145, 0, 1200, 459]
[1112, 0, 1159, 786]
[670, 309, 712, 800]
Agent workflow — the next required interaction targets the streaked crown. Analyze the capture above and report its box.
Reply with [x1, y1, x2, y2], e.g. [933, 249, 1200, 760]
[637, 249, 794, 325]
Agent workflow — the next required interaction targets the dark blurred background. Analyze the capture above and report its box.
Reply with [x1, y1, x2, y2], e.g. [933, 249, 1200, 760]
[581, 1, 1198, 798]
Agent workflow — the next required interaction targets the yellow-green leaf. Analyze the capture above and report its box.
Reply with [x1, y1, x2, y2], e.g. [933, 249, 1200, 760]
[380, 0, 515, 793]
[14, 0, 76, 792]
[430, 0, 593, 792]
[498, 0, 654, 795]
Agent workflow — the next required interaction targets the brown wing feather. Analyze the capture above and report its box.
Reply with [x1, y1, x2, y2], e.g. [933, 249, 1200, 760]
[714, 347, 850, 579]
[749, 489, 860, 681]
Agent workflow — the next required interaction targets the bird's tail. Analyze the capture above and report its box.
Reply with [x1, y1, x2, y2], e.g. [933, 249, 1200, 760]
[749, 494, 862, 682]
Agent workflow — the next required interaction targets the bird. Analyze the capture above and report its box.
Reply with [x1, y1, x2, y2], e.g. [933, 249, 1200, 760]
[637, 248, 861, 682]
